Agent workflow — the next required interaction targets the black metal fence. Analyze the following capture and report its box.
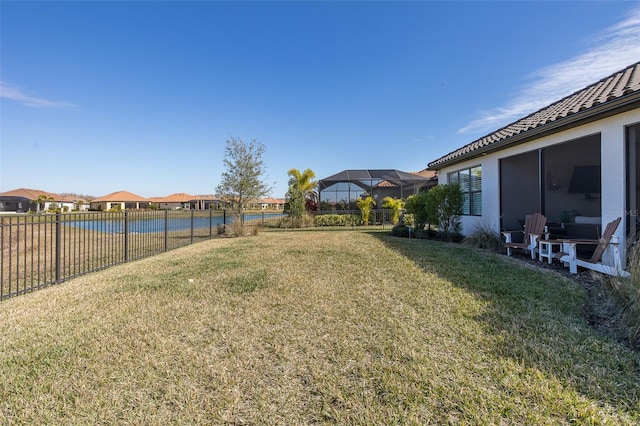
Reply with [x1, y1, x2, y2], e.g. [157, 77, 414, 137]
[1, 210, 255, 300]
[1, 209, 394, 301]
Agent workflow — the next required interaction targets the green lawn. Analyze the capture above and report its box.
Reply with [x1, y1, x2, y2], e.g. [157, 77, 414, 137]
[1, 231, 638, 424]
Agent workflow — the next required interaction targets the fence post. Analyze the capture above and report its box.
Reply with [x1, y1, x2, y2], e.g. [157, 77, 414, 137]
[190, 209, 194, 244]
[55, 211, 62, 284]
[1, 218, 4, 298]
[223, 209, 226, 231]
[164, 210, 168, 251]
[124, 211, 129, 262]
[209, 208, 213, 237]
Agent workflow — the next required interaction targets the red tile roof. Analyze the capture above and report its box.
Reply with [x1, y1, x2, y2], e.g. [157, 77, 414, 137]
[148, 193, 194, 203]
[411, 169, 438, 179]
[376, 169, 437, 188]
[194, 194, 223, 201]
[260, 197, 285, 204]
[92, 190, 149, 202]
[376, 180, 397, 188]
[429, 61, 640, 169]
[0, 188, 61, 201]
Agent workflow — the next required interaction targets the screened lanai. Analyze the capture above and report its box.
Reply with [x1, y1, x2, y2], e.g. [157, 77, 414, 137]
[318, 169, 435, 207]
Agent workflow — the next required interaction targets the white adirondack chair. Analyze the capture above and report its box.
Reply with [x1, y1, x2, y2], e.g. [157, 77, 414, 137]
[557, 217, 629, 277]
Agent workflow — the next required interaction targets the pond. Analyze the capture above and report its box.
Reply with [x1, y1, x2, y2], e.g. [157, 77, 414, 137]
[64, 212, 286, 234]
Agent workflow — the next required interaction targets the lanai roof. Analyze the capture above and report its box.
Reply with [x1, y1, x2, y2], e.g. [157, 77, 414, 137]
[318, 169, 432, 192]
[428, 61, 640, 170]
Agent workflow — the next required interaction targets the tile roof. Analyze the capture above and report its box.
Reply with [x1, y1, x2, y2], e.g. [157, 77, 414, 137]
[92, 190, 149, 202]
[194, 194, 223, 201]
[376, 180, 398, 188]
[429, 61, 640, 169]
[411, 169, 438, 179]
[376, 169, 438, 188]
[0, 188, 61, 201]
[58, 194, 80, 203]
[260, 197, 285, 204]
[148, 193, 195, 203]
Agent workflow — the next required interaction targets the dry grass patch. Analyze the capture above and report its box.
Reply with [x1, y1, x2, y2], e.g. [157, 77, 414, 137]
[0, 231, 639, 424]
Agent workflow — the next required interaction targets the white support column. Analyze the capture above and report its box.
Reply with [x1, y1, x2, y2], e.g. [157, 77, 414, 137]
[600, 125, 627, 266]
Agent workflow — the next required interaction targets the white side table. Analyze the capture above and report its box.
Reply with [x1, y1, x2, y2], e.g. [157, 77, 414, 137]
[539, 239, 563, 264]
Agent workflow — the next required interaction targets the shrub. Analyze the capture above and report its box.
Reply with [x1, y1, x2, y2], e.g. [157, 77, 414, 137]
[277, 214, 315, 228]
[463, 222, 504, 251]
[226, 221, 246, 237]
[391, 224, 411, 238]
[355, 196, 375, 225]
[382, 197, 405, 224]
[402, 213, 415, 228]
[418, 227, 439, 239]
[405, 192, 430, 231]
[600, 242, 640, 347]
[425, 184, 463, 241]
[314, 214, 359, 227]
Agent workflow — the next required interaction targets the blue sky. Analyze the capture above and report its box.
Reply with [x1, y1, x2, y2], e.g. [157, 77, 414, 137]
[1, 1, 639, 198]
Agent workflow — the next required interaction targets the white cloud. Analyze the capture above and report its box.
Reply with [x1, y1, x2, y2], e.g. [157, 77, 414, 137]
[0, 80, 74, 109]
[458, 6, 640, 136]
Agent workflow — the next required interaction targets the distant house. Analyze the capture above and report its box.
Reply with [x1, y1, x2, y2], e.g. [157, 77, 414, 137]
[375, 169, 438, 200]
[148, 193, 194, 210]
[56, 194, 84, 212]
[72, 198, 91, 211]
[0, 188, 79, 213]
[190, 194, 227, 210]
[90, 191, 150, 211]
[259, 197, 286, 210]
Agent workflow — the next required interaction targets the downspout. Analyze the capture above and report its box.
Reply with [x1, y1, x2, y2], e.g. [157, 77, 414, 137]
[539, 148, 545, 214]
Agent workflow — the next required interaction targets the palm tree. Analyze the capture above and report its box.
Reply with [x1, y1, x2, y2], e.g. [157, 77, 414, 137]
[35, 194, 48, 214]
[45, 196, 56, 212]
[382, 196, 405, 224]
[286, 168, 317, 218]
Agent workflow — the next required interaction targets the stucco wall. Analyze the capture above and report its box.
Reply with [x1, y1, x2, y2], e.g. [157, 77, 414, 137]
[436, 108, 640, 264]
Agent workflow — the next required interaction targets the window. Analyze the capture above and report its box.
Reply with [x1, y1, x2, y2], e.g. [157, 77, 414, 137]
[448, 166, 482, 216]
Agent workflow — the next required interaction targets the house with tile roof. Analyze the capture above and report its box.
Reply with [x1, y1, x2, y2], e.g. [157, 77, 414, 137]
[427, 61, 640, 270]
[374, 169, 438, 201]
[191, 194, 227, 210]
[106, 192, 227, 211]
[0, 188, 82, 213]
[148, 193, 195, 210]
[90, 190, 150, 211]
[258, 197, 286, 210]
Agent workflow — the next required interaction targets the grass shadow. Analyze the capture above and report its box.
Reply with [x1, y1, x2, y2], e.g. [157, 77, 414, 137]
[371, 232, 640, 418]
